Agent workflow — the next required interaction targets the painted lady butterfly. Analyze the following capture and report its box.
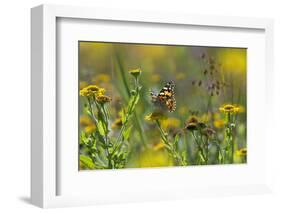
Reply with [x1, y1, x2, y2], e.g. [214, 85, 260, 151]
[150, 81, 176, 112]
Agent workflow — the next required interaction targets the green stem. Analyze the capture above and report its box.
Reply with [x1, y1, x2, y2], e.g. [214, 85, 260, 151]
[86, 97, 113, 168]
[226, 113, 234, 163]
[115, 55, 147, 148]
[155, 120, 185, 166]
[231, 135, 234, 163]
[113, 82, 141, 154]
[87, 97, 98, 126]
[132, 77, 147, 148]
[155, 120, 168, 143]
[214, 139, 224, 164]
[191, 131, 207, 164]
[104, 127, 113, 169]
[205, 137, 209, 164]
[100, 104, 113, 169]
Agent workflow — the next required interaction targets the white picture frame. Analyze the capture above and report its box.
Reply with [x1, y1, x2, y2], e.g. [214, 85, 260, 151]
[31, 4, 274, 208]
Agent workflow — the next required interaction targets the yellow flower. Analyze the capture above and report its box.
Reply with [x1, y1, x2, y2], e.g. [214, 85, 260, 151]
[185, 122, 198, 131]
[129, 68, 142, 78]
[80, 85, 105, 97]
[187, 116, 199, 124]
[85, 85, 99, 92]
[96, 95, 111, 104]
[219, 104, 240, 114]
[185, 116, 199, 131]
[214, 119, 226, 128]
[236, 148, 247, 156]
[145, 111, 167, 121]
[97, 88, 106, 96]
[161, 117, 181, 130]
[80, 88, 93, 97]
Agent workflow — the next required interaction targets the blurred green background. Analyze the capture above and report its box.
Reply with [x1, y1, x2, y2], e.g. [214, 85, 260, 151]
[79, 41, 247, 168]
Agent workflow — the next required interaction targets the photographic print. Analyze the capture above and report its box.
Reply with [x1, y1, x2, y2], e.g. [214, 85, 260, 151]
[79, 41, 247, 170]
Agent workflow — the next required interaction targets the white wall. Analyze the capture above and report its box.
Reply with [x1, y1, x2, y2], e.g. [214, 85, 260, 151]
[0, 0, 280, 212]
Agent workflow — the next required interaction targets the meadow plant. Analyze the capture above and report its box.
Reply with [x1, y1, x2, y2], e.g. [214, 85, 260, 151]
[145, 111, 187, 166]
[219, 104, 241, 163]
[79, 69, 142, 169]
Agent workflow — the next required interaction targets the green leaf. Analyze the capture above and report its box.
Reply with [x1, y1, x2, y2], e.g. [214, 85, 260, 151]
[97, 119, 106, 136]
[80, 131, 86, 145]
[94, 131, 105, 144]
[84, 106, 92, 117]
[123, 125, 133, 141]
[181, 152, 186, 162]
[115, 52, 130, 97]
[174, 133, 180, 145]
[127, 93, 140, 115]
[80, 155, 94, 169]
[137, 86, 142, 92]
[121, 108, 126, 123]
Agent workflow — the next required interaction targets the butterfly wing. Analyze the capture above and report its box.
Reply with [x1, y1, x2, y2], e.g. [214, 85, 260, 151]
[165, 95, 176, 112]
[151, 81, 176, 112]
